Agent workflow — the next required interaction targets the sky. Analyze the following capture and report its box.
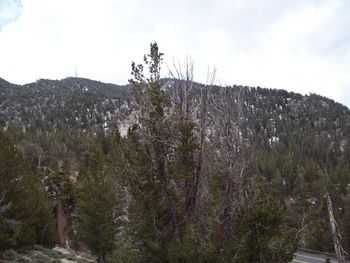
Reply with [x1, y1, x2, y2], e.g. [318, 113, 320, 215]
[0, 0, 350, 106]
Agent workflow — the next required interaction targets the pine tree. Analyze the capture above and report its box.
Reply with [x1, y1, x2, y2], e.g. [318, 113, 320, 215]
[0, 130, 55, 250]
[42, 159, 76, 248]
[75, 147, 121, 263]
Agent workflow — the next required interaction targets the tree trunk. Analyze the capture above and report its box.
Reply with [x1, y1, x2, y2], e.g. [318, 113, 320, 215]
[159, 141, 181, 244]
[191, 83, 211, 215]
[57, 198, 68, 248]
[326, 191, 346, 263]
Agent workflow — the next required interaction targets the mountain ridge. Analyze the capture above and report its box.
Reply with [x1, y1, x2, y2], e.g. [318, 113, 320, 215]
[1, 76, 349, 133]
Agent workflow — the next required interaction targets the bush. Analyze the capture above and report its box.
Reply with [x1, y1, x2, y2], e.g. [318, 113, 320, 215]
[2, 249, 22, 261]
[17, 224, 37, 247]
[38, 220, 57, 249]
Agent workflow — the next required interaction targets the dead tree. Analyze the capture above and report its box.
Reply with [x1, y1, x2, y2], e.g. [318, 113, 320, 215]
[195, 68, 216, 214]
[321, 169, 347, 263]
[210, 85, 250, 245]
[168, 59, 215, 217]
[326, 191, 346, 263]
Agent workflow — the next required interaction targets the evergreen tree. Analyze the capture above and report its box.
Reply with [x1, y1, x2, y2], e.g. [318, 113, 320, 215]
[129, 42, 183, 262]
[218, 187, 297, 263]
[75, 147, 122, 263]
[42, 158, 76, 248]
[0, 130, 55, 250]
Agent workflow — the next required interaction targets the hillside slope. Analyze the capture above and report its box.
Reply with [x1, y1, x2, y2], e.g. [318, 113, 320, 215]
[2, 77, 350, 255]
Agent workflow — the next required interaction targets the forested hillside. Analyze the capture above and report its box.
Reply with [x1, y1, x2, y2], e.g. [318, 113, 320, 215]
[1, 43, 350, 262]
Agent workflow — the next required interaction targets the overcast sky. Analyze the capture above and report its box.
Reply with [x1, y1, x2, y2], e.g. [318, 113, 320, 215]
[0, 0, 350, 106]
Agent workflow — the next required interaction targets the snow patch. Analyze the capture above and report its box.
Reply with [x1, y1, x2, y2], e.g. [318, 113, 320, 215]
[53, 246, 70, 255]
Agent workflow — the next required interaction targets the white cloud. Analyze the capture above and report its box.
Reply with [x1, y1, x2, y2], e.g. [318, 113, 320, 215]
[0, 0, 349, 107]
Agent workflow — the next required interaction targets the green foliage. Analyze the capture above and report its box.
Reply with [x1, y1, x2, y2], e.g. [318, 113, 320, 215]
[215, 184, 297, 263]
[0, 131, 55, 250]
[75, 147, 122, 261]
[17, 224, 37, 247]
[0, 245, 92, 263]
[167, 219, 218, 263]
[1, 249, 24, 262]
[3, 44, 350, 260]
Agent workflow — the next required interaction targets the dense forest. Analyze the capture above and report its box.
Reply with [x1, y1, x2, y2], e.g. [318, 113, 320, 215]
[1, 43, 350, 262]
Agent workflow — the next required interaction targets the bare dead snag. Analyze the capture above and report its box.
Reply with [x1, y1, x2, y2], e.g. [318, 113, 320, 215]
[326, 191, 347, 263]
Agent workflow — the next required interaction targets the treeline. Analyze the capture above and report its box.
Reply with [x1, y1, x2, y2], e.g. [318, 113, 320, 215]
[1, 43, 350, 262]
